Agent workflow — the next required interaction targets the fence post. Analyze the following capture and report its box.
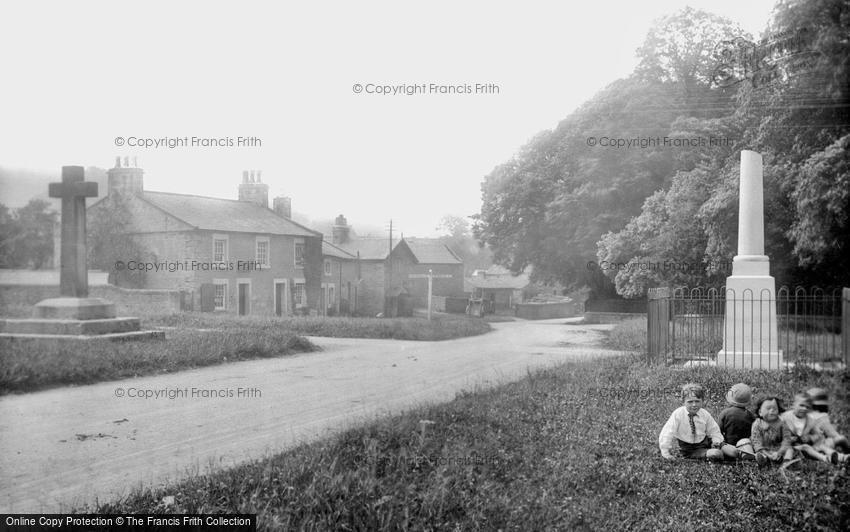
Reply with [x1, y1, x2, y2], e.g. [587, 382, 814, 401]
[648, 287, 671, 364]
[841, 288, 850, 367]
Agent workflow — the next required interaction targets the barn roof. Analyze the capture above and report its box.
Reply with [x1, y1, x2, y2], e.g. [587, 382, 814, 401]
[403, 238, 463, 265]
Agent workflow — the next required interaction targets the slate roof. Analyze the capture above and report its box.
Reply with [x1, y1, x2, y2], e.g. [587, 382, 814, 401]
[322, 240, 356, 259]
[140, 191, 319, 237]
[404, 238, 463, 265]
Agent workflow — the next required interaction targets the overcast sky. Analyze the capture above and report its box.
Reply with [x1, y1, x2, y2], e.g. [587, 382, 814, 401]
[0, 0, 776, 237]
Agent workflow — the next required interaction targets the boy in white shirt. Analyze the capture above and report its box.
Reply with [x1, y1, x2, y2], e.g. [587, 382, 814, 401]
[659, 383, 724, 461]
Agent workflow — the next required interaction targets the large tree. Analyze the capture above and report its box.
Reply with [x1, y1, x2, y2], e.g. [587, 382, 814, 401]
[477, 2, 849, 298]
[475, 7, 747, 294]
[0, 199, 57, 269]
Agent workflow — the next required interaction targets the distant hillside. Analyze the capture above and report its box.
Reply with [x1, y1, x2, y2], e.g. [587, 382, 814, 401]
[0, 166, 108, 209]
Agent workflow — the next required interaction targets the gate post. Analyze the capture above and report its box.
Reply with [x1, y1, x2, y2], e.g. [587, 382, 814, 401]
[648, 287, 671, 363]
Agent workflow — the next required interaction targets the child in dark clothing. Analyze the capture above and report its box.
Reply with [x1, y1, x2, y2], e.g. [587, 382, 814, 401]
[718, 383, 756, 460]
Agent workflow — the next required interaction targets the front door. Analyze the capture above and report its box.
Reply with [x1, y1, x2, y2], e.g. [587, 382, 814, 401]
[238, 282, 249, 316]
[275, 282, 285, 316]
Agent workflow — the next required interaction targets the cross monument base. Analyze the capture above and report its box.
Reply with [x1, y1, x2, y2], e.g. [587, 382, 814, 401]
[34, 297, 117, 320]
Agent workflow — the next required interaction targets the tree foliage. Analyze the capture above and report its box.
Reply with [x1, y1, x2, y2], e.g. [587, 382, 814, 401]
[0, 199, 57, 269]
[475, 2, 850, 298]
[436, 214, 492, 274]
[87, 196, 150, 287]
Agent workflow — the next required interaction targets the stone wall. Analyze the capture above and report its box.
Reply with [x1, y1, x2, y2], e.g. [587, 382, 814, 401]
[0, 284, 185, 318]
[515, 301, 580, 320]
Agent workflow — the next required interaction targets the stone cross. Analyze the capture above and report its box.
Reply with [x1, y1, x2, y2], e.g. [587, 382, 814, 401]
[48, 166, 98, 297]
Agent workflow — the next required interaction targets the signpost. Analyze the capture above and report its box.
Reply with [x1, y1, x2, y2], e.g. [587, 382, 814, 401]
[408, 271, 453, 320]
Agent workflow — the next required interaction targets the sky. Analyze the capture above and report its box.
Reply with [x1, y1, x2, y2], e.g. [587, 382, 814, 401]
[0, 0, 777, 237]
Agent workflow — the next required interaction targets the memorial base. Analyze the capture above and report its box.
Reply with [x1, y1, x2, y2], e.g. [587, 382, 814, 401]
[34, 297, 116, 320]
[717, 258, 782, 369]
[716, 350, 784, 370]
[0, 297, 164, 341]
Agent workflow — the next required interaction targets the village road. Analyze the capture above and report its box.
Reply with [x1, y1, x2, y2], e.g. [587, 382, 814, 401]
[0, 319, 620, 512]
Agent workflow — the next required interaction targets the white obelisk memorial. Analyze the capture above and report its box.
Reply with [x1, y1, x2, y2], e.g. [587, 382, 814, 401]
[718, 150, 782, 368]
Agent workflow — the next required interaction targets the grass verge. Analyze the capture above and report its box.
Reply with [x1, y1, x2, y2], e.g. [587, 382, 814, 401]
[602, 316, 647, 352]
[81, 355, 849, 530]
[0, 325, 315, 395]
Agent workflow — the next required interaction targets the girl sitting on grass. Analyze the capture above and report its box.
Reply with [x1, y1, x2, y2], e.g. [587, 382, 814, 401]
[751, 395, 797, 467]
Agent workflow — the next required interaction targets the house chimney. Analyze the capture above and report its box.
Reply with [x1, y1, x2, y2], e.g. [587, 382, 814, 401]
[332, 214, 350, 244]
[238, 169, 269, 207]
[107, 155, 143, 196]
[273, 196, 292, 218]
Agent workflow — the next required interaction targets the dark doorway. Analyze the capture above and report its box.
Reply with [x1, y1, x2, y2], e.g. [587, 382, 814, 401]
[238, 283, 249, 316]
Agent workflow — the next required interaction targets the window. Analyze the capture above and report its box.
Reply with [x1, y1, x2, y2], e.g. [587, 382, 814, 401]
[256, 237, 270, 267]
[295, 241, 305, 268]
[213, 280, 228, 310]
[294, 282, 306, 307]
[324, 260, 331, 275]
[329, 286, 335, 305]
[213, 234, 228, 262]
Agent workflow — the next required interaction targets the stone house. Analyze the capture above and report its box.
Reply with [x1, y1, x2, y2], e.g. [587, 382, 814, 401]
[326, 215, 421, 316]
[321, 240, 357, 315]
[88, 158, 323, 315]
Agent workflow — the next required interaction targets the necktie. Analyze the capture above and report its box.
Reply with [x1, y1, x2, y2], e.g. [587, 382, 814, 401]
[688, 413, 697, 441]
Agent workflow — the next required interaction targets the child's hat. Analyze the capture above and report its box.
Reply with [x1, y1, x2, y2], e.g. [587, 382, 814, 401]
[726, 383, 752, 407]
[806, 388, 829, 406]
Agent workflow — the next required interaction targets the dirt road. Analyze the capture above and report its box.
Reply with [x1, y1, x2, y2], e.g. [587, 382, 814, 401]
[0, 319, 618, 512]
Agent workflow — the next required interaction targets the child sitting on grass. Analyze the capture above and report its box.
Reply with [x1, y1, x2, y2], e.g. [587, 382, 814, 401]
[717, 383, 756, 460]
[751, 396, 796, 467]
[807, 387, 850, 462]
[658, 383, 724, 462]
[780, 392, 838, 465]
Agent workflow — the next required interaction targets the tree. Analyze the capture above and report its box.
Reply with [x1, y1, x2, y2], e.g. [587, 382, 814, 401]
[636, 7, 749, 96]
[87, 196, 150, 287]
[787, 134, 850, 279]
[0, 203, 19, 268]
[0, 199, 57, 269]
[436, 214, 492, 274]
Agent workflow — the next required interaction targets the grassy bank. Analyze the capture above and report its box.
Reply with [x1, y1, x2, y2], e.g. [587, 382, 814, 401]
[84, 355, 849, 530]
[150, 313, 492, 341]
[0, 326, 315, 395]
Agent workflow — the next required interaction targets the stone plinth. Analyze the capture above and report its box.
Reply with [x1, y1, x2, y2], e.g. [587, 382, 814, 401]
[34, 297, 116, 320]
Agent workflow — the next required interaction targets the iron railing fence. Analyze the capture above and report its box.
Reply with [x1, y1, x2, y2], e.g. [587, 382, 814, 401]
[647, 286, 848, 368]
